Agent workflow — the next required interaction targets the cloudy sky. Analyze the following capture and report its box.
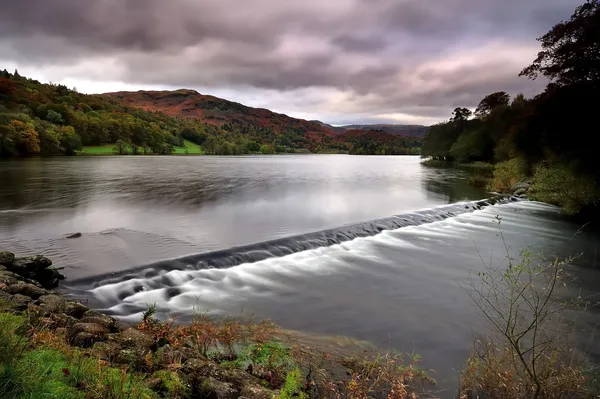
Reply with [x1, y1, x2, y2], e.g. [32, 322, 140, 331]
[0, 0, 580, 125]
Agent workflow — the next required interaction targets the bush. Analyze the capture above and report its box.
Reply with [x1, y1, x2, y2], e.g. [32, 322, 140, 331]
[488, 158, 527, 192]
[529, 163, 600, 215]
[460, 219, 596, 398]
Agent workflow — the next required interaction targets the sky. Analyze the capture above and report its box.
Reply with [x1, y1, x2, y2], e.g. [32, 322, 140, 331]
[0, 0, 581, 126]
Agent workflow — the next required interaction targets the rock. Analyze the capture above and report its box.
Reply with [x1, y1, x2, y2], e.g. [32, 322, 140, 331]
[182, 358, 220, 377]
[199, 377, 237, 399]
[0, 251, 15, 265]
[239, 384, 275, 399]
[220, 368, 263, 388]
[72, 332, 102, 348]
[68, 323, 109, 347]
[35, 267, 65, 289]
[4, 282, 49, 299]
[50, 312, 78, 328]
[93, 341, 123, 361]
[155, 345, 196, 367]
[64, 301, 89, 319]
[116, 348, 151, 369]
[65, 232, 82, 239]
[38, 294, 65, 313]
[25, 255, 53, 268]
[511, 182, 531, 193]
[7, 294, 33, 311]
[0, 270, 23, 286]
[111, 328, 155, 350]
[514, 187, 528, 196]
[80, 310, 119, 332]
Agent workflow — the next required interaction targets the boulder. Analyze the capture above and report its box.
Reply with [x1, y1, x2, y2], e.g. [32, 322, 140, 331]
[68, 323, 109, 347]
[50, 312, 78, 328]
[239, 384, 275, 399]
[38, 294, 64, 313]
[93, 341, 123, 361]
[111, 328, 155, 350]
[514, 187, 528, 196]
[4, 282, 49, 299]
[72, 332, 102, 348]
[182, 358, 220, 378]
[35, 267, 65, 289]
[5, 294, 33, 311]
[64, 301, 89, 319]
[80, 310, 119, 332]
[155, 345, 197, 367]
[511, 182, 531, 193]
[0, 251, 15, 265]
[198, 377, 237, 399]
[116, 348, 151, 369]
[0, 270, 23, 286]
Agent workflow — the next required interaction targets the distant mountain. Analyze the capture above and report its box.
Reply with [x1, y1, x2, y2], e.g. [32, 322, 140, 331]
[338, 124, 429, 137]
[103, 89, 423, 155]
[106, 89, 335, 138]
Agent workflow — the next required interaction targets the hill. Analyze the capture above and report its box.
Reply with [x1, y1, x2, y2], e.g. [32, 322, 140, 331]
[0, 69, 422, 157]
[339, 124, 429, 137]
[106, 90, 334, 140]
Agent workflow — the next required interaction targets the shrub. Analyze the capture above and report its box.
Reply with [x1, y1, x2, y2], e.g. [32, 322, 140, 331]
[278, 368, 306, 399]
[529, 163, 600, 215]
[488, 158, 527, 192]
[460, 218, 596, 398]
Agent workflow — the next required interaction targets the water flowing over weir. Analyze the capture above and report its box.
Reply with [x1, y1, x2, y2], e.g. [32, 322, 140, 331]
[64, 197, 519, 312]
[56, 198, 600, 394]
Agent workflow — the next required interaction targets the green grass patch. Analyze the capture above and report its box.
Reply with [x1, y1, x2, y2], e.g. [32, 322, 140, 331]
[79, 144, 118, 155]
[173, 140, 204, 155]
[0, 311, 158, 399]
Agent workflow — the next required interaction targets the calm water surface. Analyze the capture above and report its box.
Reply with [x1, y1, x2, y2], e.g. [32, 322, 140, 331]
[1, 155, 599, 396]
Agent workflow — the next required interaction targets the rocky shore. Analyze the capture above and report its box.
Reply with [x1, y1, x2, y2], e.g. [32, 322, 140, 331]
[0, 250, 433, 399]
[0, 250, 280, 398]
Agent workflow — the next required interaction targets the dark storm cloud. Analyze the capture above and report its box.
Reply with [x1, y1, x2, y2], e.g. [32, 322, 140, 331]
[0, 0, 583, 123]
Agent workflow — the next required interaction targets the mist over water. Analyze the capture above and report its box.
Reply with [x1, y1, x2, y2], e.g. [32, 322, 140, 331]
[1, 155, 599, 395]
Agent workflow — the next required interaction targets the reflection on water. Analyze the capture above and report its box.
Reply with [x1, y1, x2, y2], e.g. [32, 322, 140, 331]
[2, 156, 600, 397]
[0, 155, 486, 277]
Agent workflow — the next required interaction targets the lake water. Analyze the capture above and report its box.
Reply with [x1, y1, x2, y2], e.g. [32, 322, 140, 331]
[1, 155, 599, 396]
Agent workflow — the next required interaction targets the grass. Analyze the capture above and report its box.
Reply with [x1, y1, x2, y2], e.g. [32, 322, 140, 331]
[173, 140, 204, 155]
[79, 144, 118, 155]
[80, 140, 204, 155]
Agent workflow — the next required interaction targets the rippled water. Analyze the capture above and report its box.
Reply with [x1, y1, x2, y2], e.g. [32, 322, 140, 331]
[1, 155, 599, 396]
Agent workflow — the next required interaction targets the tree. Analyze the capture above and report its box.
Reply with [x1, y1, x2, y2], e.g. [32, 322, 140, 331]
[0, 123, 18, 157]
[520, 0, 600, 87]
[451, 107, 472, 123]
[58, 126, 82, 155]
[475, 92, 510, 117]
[46, 110, 63, 124]
[114, 139, 129, 155]
[10, 120, 40, 154]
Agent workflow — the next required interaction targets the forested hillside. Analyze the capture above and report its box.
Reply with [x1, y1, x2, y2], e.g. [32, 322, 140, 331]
[422, 0, 600, 214]
[0, 72, 422, 157]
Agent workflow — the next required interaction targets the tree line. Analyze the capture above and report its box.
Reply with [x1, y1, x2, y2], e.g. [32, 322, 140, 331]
[422, 0, 600, 214]
[0, 71, 422, 157]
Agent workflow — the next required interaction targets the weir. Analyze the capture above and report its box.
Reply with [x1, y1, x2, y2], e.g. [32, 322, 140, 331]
[66, 196, 518, 293]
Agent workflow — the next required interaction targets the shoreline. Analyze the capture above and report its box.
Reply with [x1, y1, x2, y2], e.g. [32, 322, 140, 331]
[0, 251, 437, 399]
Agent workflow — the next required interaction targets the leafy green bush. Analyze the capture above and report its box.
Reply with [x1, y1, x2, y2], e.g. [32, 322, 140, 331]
[278, 368, 305, 399]
[488, 158, 526, 192]
[529, 163, 600, 215]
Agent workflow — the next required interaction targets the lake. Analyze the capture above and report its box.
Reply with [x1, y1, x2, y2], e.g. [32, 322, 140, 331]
[1, 155, 599, 396]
